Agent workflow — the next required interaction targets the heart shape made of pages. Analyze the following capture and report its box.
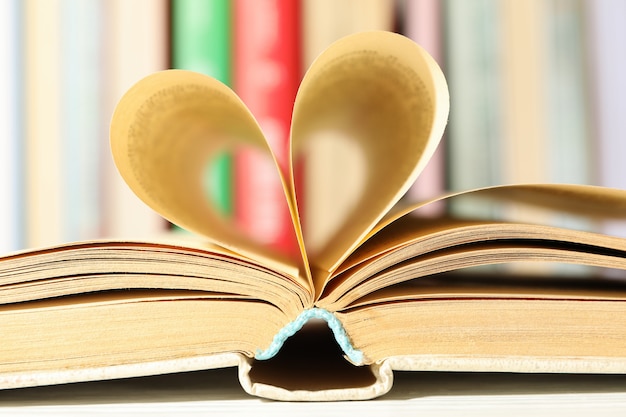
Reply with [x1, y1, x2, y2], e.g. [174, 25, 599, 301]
[110, 31, 449, 288]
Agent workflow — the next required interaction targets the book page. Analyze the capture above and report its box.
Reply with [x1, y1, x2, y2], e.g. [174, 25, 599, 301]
[0, 293, 286, 377]
[290, 32, 449, 291]
[109, 32, 452, 299]
[318, 183, 626, 308]
[341, 297, 626, 366]
[109, 70, 309, 288]
[376, 184, 626, 237]
[344, 272, 626, 310]
[0, 239, 309, 316]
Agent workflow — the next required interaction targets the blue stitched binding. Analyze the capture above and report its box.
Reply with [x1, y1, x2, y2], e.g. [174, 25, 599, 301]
[255, 308, 364, 364]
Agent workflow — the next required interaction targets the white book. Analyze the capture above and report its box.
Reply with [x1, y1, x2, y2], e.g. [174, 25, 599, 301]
[585, 0, 626, 238]
[100, 0, 168, 238]
[60, 0, 102, 241]
[0, 0, 22, 252]
[24, 0, 64, 248]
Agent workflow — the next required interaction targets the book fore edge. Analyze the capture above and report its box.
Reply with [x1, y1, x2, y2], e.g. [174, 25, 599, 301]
[254, 308, 364, 365]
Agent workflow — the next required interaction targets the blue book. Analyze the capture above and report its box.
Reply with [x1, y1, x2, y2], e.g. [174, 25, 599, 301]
[61, 0, 102, 241]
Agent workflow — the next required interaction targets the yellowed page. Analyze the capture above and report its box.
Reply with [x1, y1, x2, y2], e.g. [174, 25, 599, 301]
[0, 293, 286, 375]
[291, 31, 449, 289]
[348, 273, 626, 310]
[301, 1, 395, 260]
[374, 183, 626, 240]
[334, 244, 626, 309]
[0, 239, 309, 315]
[341, 298, 626, 365]
[460, 183, 626, 220]
[109, 70, 308, 289]
[320, 220, 626, 309]
[109, 32, 452, 299]
[319, 183, 626, 308]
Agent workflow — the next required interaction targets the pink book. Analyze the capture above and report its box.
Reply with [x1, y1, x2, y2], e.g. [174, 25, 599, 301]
[405, 0, 446, 212]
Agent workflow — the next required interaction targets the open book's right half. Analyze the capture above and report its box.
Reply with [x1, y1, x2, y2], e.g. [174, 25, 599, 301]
[2, 31, 626, 401]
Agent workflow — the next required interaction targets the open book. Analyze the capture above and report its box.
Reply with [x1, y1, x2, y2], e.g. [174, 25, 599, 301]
[3, 31, 626, 401]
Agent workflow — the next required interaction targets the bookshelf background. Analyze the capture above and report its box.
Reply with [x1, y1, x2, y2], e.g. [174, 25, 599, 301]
[1, 0, 625, 253]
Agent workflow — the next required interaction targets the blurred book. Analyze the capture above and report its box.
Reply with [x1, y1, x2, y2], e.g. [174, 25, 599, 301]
[24, 0, 64, 248]
[585, 0, 626, 238]
[60, 0, 103, 241]
[500, 0, 549, 189]
[0, 0, 22, 252]
[445, 0, 503, 218]
[544, 0, 591, 188]
[100, 0, 169, 239]
[233, 0, 301, 256]
[171, 0, 234, 218]
[403, 0, 446, 213]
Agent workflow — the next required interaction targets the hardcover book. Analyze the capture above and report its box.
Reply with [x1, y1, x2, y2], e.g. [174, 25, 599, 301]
[2, 31, 626, 401]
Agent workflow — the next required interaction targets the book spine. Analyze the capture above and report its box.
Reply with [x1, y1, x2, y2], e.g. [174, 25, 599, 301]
[101, 0, 168, 238]
[403, 0, 446, 213]
[543, 0, 593, 249]
[445, 0, 503, 217]
[60, 0, 102, 241]
[233, 0, 301, 255]
[171, 0, 233, 217]
[585, 0, 626, 237]
[585, 0, 626, 190]
[24, 0, 64, 248]
[500, 0, 549, 188]
[544, 0, 591, 187]
[0, 0, 23, 252]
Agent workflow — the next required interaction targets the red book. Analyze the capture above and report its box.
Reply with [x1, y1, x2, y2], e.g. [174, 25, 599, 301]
[233, 0, 301, 257]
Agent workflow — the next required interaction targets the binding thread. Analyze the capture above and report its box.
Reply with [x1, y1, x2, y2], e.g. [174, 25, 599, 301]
[255, 308, 364, 364]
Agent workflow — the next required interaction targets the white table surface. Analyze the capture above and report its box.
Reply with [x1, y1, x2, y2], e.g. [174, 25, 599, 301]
[1, 368, 626, 416]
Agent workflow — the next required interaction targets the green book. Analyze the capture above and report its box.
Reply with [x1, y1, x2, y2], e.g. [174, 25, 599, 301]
[445, 0, 503, 218]
[171, 0, 233, 215]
